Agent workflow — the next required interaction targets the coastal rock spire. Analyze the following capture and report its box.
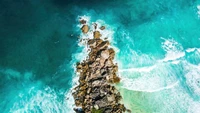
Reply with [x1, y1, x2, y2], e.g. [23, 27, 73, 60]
[72, 17, 131, 113]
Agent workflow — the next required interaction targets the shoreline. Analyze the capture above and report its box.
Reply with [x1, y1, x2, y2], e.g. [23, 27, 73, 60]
[72, 17, 131, 113]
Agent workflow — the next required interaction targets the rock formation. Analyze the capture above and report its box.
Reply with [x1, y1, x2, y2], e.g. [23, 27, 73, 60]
[72, 18, 131, 113]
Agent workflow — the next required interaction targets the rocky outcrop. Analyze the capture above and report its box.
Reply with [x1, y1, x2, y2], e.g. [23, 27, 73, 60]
[72, 18, 131, 113]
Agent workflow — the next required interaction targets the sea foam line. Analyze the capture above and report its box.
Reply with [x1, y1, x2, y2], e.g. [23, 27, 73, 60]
[119, 65, 156, 73]
[122, 81, 179, 93]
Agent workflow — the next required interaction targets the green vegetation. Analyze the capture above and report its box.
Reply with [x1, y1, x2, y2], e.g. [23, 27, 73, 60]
[91, 108, 103, 113]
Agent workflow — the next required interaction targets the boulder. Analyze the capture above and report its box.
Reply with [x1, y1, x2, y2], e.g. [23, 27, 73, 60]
[96, 39, 103, 46]
[92, 80, 101, 87]
[101, 50, 110, 59]
[74, 107, 85, 113]
[96, 100, 108, 108]
[100, 26, 106, 30]
[97, 41, 109, 50]
[87, 88, 92, 94]
[127, 109, 132, 113]
[105, 59, 113, 67]
[100, 58, 106, 67]
[113, 76, 120, 83]
[79, 85, 86, 91]
[93, 23, 97, 29]
[100, 68, 107, 75]
[90, 92, 100, 99]
[80, 19, 86, 24]
[93, 31, 101, 39]
[81, 25, 89, 33]
[104, 109, 112, 113]
[108, 48, 115, 59]
[107, 94, 115, 102]
[88, 39, 96, 48]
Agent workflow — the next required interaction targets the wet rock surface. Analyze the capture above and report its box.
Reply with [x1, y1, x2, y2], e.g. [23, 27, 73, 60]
[72, 19, 131, 113]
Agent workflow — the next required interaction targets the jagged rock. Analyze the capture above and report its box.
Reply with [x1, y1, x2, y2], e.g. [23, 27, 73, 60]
[127, 109, 132, 113]
[108, 48, 115, 59]
[100, 68, 107, 75]
[97, 41, 109, 50]
[89, 75, 103, 82]
[79, 85, 86, 91]
[94, 69, 101, 75]
[90, 92, 100, 100]
[73, 19, 129, 113]
[113, 65, 118, 73]
[94, 23, 97, 29]
[80, 19, 86, 24]
[119, 104, 126, 112]
[89, 62, 96, 68]
[92, 80, 101, 87]
[76, 63, 82, 72]
[105, 59, 113, 67]
[107, 94, 115, 102]
[105, 109, 112, 113]
[96, 39, 103, 46]
[100, 88, 107, 95]
[77, 91, 86, 97]
[96, 100, 108, 108]
[113, 76, 120, 83]
[100, 58, 105, 67]
[93, 31, 101, 39]
[75, 99, 81, 106]
[100, 26, 105, 30]
[81, 25, 89, 33]
[88, 39, 96, 48]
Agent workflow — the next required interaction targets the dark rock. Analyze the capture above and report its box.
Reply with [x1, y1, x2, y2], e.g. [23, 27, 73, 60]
[74, 108, 85, 113]
[100, 26, 106, 30]
[80, 19, 86, 24]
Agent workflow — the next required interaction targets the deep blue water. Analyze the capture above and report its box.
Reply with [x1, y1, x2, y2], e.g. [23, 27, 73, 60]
[1, 0, 200, 112]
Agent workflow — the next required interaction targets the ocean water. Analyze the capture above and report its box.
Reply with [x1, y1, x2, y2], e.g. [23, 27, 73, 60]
[1, 0, 200, 113]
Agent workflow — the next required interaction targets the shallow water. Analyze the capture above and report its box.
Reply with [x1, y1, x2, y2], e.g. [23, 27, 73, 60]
[0, 0, 200, 113]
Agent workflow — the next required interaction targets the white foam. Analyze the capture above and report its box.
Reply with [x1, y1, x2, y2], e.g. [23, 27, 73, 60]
[119, 65, 156, 73]
[160, 37, 185, 62]
[161, 51, 185, 62]
[119, 62, 179, 93]
[122, 80, 179, 92]
[188, 102, 200, 113]
[0, 68, 33, 80]
[186, 48, 196, 53]
[197, 5, 200, 17]
[198, 48, 200, 53]
[171, 60, 180, 64]
[10, 86, 71, 113]
[184, 62, 200, 96]
[120, 75, 179, 93]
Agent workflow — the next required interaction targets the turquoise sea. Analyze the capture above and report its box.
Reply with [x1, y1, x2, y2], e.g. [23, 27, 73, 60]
[0, 0, 200, 113]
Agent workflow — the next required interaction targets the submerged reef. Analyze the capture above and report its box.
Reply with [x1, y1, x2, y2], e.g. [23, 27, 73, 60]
[72, 18, 131, 113]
